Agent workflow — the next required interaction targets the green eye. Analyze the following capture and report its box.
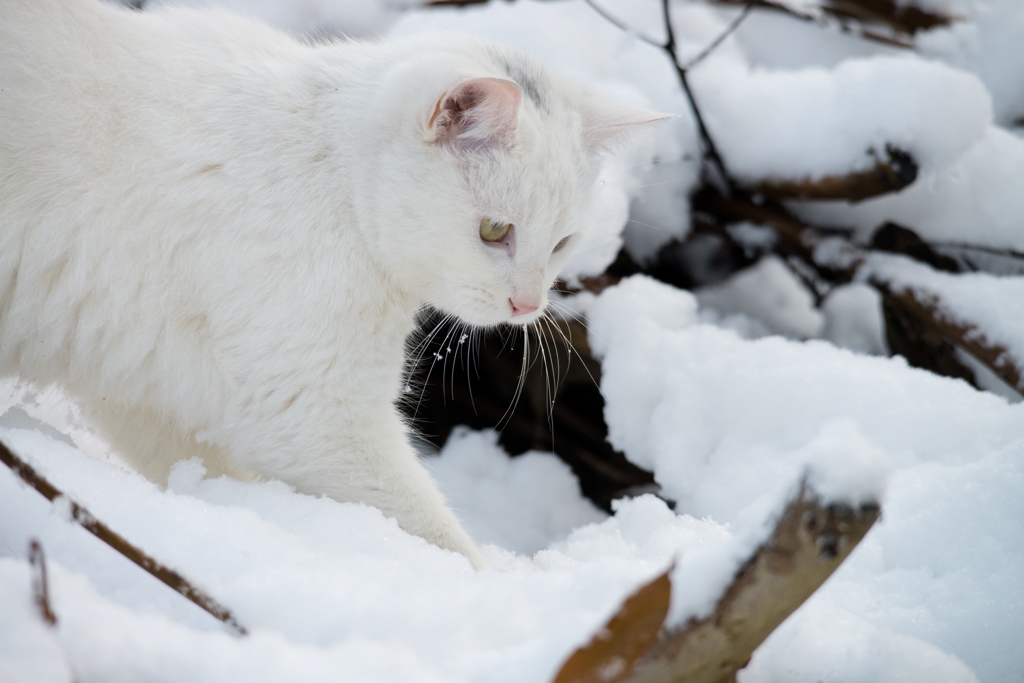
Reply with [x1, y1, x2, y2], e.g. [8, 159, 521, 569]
[479, 217, 512, 243]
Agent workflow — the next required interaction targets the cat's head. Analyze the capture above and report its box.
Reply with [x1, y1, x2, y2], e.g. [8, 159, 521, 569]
[359, 43, 668, 327]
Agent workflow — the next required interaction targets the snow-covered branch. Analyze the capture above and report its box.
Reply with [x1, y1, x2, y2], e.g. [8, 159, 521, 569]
[553, 482, 881, 683]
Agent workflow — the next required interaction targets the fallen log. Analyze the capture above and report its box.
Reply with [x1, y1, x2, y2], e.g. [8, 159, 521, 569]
[553, 482, 880, 683]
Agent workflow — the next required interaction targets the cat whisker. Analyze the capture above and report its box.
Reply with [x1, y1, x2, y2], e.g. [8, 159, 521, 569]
[445, 320, 472, 408]
[625, 217, 667, 231]
[495, 323, 530, 433]
[622, 154, 696, 174]
[461, 322, 478, 418]
[537, 317, 558, 440]
[544, 303, 603, 393]
[407, 308, 451, 363]
[409, 311, 459, 419]
[546, 300, 605, 349]
[623, 175, 700, 192]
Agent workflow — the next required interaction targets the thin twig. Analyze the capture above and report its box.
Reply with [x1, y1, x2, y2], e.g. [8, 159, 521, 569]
[681, 3, 754, 70]
[581, 0, 664, 46]
[928, 242, 1024, 262]
[0, 440, 248, 635]
[663, 0, 747, 195]
[581, 0, 750, 196]
[28, 539, 58, 627]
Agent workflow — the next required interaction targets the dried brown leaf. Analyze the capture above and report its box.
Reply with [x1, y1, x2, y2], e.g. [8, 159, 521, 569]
[554, 569, 672, 683]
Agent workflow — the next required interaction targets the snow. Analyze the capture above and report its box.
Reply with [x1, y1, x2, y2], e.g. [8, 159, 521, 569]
[917, 0, 1024, 127]
[695, 55, 992, 182]
[587, 275, 1024, 680]
[0, 562, 73, 683]
[821, 283, 888, 356]
[0, 425, 667, 683]
[696, 255, 825, 339]
[742, 602, 979, 683]
[136, 0, 414, 38]
[735, 8, 891, 70]
[425, 428, 606, 556]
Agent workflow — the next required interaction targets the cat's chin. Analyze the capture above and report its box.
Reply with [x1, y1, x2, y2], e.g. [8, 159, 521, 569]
[506, 309, 545, 326]
[448, 306, 543, 329]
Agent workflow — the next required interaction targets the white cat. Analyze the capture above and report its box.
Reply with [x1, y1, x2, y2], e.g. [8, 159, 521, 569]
[0, 0, 666, 568]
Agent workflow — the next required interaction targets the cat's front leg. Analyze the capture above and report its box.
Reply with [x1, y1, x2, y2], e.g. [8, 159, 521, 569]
[247, 408, 488, 570]
[356, 436, 490, 571]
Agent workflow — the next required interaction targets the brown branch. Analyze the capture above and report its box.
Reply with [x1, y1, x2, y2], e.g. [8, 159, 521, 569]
[823, 0, 954, 34]
[28, 539, 58, 627]
[696, 189, 863, 280]
[709, 0, 950, 45]
[878, 284, 1024, 393]
[753, 146, 918, 203]
[922, 241, 1024, 277]
[694, 189, 1024, 397]
[0, 439, 248, 636]
[552, 482, 880, 683]
[625, 485, 879, 683]
[870, 222, 960, 273]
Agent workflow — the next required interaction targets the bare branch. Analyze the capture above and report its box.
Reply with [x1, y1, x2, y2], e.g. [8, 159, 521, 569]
[28, 539, 58, 627]
[680, 3, 754, 70]
[578, 0, 748, 195]
[0, 440, 248, 636]
[661, 0, 745, 196]
[581, 0, 666, 48]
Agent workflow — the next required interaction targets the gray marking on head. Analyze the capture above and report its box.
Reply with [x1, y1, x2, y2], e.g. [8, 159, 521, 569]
[487, 49, 547, 113]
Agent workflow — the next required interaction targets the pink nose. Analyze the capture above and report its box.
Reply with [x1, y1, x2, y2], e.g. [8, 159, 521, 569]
[510, 299, 539, 317]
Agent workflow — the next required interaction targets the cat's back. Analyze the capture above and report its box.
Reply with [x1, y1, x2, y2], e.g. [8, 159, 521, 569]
[0, 0, 361, 258]
[1, 0, 314, 164]
[0, 0, 368, 389]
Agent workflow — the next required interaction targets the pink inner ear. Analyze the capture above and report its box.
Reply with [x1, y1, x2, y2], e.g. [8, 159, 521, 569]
[429, 77, 522, 151]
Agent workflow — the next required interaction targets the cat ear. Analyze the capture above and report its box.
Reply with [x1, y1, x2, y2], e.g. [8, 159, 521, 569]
[580, 95, 673, 155]
[427, 77, 522, 152]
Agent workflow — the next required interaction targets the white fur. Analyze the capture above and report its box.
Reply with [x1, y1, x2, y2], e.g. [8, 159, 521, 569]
[0, 0, 665, 568]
